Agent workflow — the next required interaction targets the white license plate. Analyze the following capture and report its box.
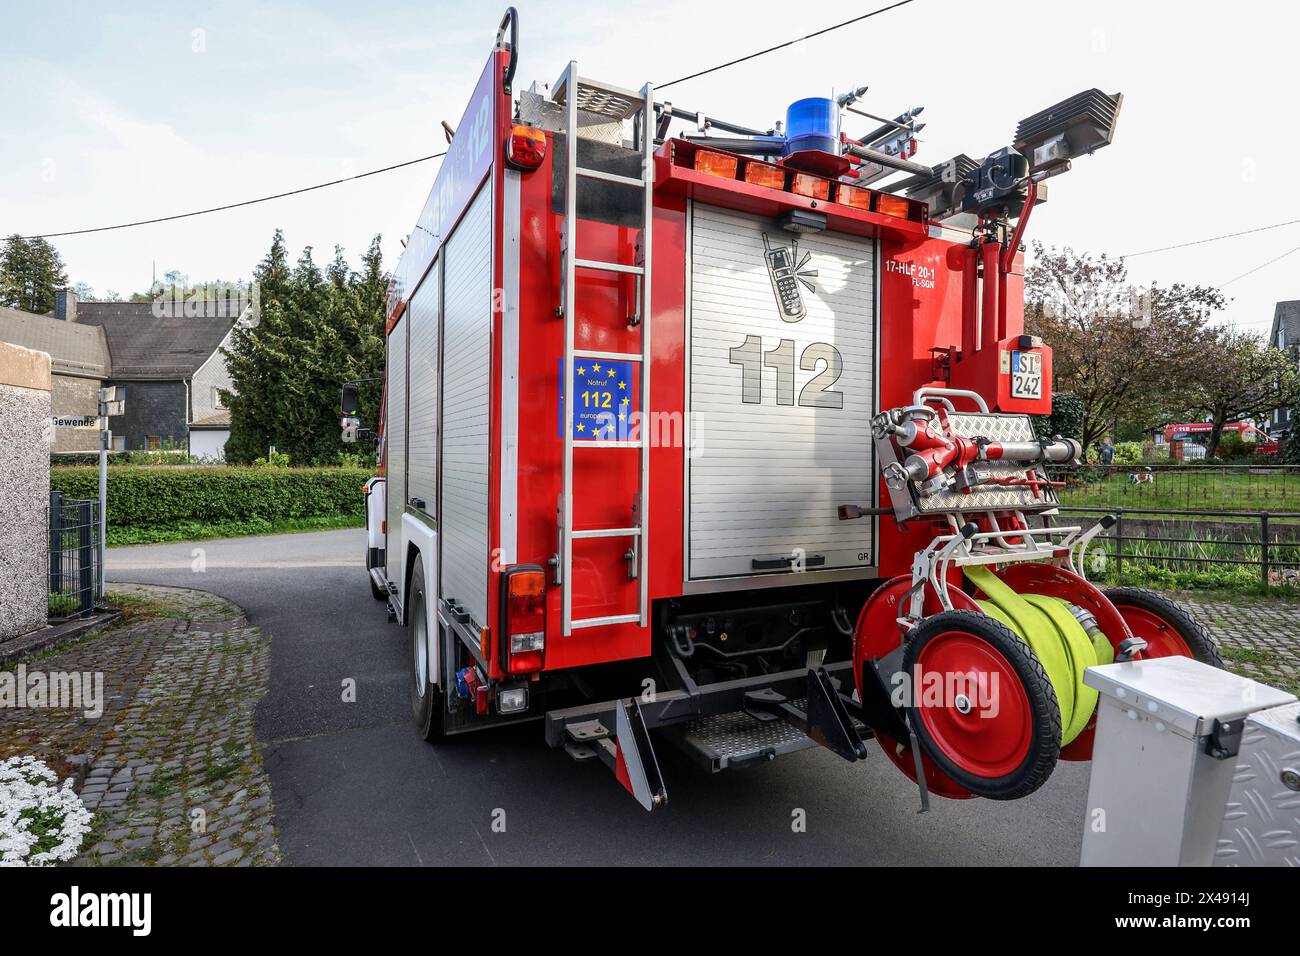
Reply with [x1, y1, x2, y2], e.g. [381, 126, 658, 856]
[1011, 351, 1042, 400]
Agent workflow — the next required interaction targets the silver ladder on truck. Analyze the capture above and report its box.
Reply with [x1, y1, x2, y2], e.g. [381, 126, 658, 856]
[551, 63, 654, 635]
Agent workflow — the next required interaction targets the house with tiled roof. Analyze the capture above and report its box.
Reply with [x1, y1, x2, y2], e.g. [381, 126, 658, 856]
[0, 304, 111, 451]
[53, 289, 253, 459]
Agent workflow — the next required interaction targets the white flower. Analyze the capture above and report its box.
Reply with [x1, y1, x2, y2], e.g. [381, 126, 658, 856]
[0, 756, 94, 866]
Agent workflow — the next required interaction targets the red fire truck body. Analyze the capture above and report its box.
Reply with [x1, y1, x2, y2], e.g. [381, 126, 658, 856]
[364, 11, 1137, 807]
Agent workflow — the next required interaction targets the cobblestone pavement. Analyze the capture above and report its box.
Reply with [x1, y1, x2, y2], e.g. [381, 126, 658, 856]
[1175, 591, 1300, 696]
[0, 584, 279, 866]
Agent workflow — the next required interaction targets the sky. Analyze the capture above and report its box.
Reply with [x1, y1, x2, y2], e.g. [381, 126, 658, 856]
[1, 0, 1296, 334]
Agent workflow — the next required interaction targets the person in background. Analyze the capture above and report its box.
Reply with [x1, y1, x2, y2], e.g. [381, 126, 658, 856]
[1099, 437, 1115, 468]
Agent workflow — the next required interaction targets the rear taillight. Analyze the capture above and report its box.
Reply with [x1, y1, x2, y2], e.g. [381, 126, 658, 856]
[500, 565, 546, 674]
[505, 124, 547, 171]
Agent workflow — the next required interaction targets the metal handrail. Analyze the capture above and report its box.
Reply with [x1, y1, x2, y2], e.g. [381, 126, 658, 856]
[496, 7, 518, 93]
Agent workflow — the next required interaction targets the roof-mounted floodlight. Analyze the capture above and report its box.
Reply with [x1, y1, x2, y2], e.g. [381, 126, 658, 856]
[1014, 89, 1123, 175]
[894, 154, 979, 220]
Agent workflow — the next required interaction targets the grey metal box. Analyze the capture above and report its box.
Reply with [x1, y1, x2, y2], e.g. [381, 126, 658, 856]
[1080, 657, 1295, 867]
[1214, 701, 1300, 866]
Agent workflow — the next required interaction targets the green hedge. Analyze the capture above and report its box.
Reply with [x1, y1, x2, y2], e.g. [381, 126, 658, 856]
[51, 450, 199, 467]
[50, 466, 369, 528]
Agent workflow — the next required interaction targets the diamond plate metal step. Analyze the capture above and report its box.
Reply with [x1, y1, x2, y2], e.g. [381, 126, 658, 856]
[670, 706, 818, 773]
[551, 73, 645, 121]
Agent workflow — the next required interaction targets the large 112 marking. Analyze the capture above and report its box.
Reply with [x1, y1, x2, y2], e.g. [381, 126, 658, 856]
[728, 336, 844, 409]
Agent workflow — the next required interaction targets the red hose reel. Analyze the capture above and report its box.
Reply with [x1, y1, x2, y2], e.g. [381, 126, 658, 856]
[863, 389, 1222, 802]
[855, 562, 1222, 800]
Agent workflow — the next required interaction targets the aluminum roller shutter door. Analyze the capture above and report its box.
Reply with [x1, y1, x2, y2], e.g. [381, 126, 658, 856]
[385, 316, 407, 588]
[688, 203, 876, 580]
[439, 185, 492, 627]
[406, 267, 439, 509]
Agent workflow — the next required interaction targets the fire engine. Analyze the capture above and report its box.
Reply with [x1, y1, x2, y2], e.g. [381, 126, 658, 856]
[1160, 421, 1278, 458]
[354, 8, 1224, 811]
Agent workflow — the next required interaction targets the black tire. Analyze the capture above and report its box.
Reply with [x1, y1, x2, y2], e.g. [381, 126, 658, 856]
[407, 555, 446, 741]
[1102, 587, 1224, 668]
[902, 610, 1062, 801]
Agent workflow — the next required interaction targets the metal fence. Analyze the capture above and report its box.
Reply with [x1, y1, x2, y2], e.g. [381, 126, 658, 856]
[1054, 505, 1300, 586]
[1049, 463, 1300, 513]
[48, 491, 101, 619]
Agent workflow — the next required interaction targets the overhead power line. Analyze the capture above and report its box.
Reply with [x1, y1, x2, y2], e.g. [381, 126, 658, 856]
[657, 0, 917, 89]
[1221, 244, 1300, 287]
[18, 153, 447, 240]
[1122, 216, 1300, 259]
[17, 4, 920, 239]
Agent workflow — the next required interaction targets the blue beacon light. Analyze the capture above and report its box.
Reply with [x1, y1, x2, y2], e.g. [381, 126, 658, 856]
[783, 97, 840, 157]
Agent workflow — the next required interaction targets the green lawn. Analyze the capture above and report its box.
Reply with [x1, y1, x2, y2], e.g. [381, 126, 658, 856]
[1053, 470, 1300, 593]
[107, 514, 364, 547]
[1058, 468, 1300, 515]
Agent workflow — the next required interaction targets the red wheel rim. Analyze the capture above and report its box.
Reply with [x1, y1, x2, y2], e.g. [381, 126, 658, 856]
[852, 577, 913, 700]
[853, 578, 973, 799]
[913, 630, 1034, 778]
[1113, 605, 1193, 658]
[852, 577, 980, 698]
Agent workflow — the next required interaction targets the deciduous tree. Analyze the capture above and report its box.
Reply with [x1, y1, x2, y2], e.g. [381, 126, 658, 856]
[1024, 244, 1221, 451]
[1186, 330, 1300, 455]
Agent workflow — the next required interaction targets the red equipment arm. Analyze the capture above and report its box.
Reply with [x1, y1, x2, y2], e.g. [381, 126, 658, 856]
[1001, 179, 1038, 274]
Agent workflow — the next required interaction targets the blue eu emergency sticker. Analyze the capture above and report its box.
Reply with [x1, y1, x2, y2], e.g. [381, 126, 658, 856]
[559, 359, 635, 440]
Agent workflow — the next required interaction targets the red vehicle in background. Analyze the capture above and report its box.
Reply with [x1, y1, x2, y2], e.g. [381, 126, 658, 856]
[1160, 421, 1278, 459]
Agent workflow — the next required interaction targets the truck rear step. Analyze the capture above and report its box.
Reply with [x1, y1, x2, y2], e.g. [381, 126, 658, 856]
[550, 666, 876, 808]
[668, 705, 821, 772]
[668, 695, 873, 773]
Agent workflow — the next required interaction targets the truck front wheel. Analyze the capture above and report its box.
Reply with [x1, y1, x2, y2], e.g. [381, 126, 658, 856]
[407, 555, 446, 740]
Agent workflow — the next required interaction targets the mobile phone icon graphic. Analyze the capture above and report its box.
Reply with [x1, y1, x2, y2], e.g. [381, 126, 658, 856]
[762, 234, 817, 323]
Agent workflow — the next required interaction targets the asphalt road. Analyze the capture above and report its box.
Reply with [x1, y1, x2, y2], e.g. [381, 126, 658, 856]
[107, 529, 1088, 866]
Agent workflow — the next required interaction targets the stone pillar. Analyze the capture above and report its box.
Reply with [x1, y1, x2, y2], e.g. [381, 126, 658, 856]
[0, 341, 53, 640]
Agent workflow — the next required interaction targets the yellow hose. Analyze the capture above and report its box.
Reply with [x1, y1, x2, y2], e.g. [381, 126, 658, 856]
[963, 566, 1103, 747]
